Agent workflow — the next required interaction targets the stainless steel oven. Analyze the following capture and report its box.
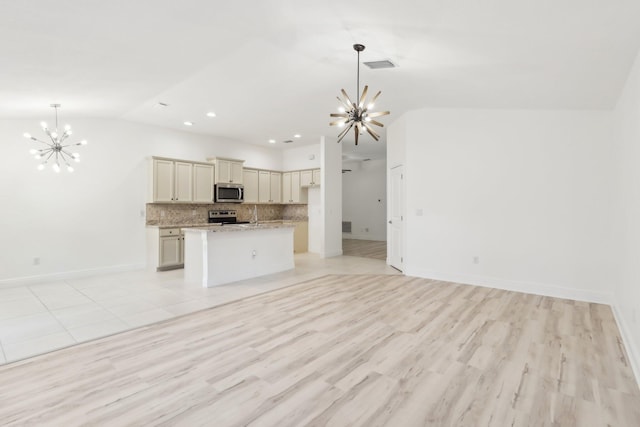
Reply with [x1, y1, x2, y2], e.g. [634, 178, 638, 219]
[214, 183, 244, 203]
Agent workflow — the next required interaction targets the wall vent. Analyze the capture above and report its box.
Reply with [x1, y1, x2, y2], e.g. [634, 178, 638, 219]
[363, 60, 396, 69]
[342, 221, 352, 233]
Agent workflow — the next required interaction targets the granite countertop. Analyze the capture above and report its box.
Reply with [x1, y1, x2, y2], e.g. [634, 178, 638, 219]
[146, 219, 308, 229]
[183, 223, 296, 233]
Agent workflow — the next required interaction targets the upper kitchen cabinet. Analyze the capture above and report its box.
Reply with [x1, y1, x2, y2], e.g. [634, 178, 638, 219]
[243, 168, 259, 203]
[258, 171, 281, 203]
[209, 157, 244, 184]
[300, 169, 321, 187]
[192, 163, 215, 203]
[282, 171, 306, 204]
[152, 157, 193, 202]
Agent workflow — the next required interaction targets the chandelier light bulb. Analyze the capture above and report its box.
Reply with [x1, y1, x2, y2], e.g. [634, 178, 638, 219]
[67, 166, 74, 173]
[367, 103, 375, 109]
[67, 130, 73, 135]
[51, 132, 58, 138]
[338, 107, 345, 113]
[40, 122, 47, 129]
[52, 164, 60, 173]
[37, 164, 45, 171]
[64, 124, 71, 131]
[24, 132, 31, 139]
[29, 149, 37, 154]
[80, 140, 87, 145]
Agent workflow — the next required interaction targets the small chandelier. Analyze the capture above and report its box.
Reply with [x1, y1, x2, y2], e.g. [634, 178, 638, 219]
[330, 43, 390, 145]
[23, 104, 87, 173]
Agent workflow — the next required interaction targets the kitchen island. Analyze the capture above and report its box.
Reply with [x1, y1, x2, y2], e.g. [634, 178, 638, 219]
[183, 223, 295, 287]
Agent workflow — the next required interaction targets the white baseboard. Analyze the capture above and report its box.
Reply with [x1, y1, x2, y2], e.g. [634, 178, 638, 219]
[611, 301, 640, 389]
[323, 250, 343, 258]
[405, 267, 613, 304]
[342, 233, 386, 241]
[0, 263, 146, 288]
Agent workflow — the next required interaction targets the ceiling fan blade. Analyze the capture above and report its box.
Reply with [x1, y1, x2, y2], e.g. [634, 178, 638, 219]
[330, 119, 348, 126]
[341, 89, 355, 107]
[358, 85, 369, 108]
[367, 111, 390, 118]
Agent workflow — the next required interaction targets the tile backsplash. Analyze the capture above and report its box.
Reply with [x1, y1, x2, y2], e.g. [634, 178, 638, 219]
[146, 203, 308, 225]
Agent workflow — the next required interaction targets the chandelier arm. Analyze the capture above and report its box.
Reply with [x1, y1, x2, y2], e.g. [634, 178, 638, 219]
[330, 113, 349, 118]
[330, 119, 348, 127]
[337, 96, 352, 110]
[367, 111, 390, 118]
[354, 126, 359, 146]
[368, 119, 385, 127]
[359, 85, 369, 108]
[364, 123, 380, 141]
[336, 122, 354, 143]
[340, 89, 354, 108]
[30, 137, 53, 146]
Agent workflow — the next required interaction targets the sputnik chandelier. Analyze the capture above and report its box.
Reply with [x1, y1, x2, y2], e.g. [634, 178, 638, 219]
[23, 104, 87, 173]
[330, 43, 390, 145]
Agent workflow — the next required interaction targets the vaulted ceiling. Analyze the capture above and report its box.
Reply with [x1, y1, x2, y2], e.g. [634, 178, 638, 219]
[2, 0, 640, 157]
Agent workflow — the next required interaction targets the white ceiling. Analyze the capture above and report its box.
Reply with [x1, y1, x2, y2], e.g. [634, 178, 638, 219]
[2, 0, 640, 159]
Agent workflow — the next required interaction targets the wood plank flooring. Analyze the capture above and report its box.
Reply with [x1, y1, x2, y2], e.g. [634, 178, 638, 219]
[342, 239, 387, 260]
[0, 274, 638, 426]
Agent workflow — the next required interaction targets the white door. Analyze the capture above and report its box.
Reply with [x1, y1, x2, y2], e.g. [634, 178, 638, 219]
[389, 165, 403, 271]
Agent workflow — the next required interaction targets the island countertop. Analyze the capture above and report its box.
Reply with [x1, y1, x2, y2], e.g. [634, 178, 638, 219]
[183, 223, 296, 233]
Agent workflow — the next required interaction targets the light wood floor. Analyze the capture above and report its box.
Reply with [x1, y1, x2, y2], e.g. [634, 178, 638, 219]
[342, 238, 387, 260]
[0, 274, 638, 426]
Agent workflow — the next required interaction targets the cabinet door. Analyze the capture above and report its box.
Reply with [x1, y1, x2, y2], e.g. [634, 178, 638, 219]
[230, 161, 243, 184]
[312, 169, 321, 186]
[300, 170, 313, 187]
[258, 171, 271, 203]
[216, 160, 230, 183]
[291, 171, 301, 203]
[243, 169, 259, 203]
[153, 159, 174, 202]
[282, 172, 292, 203]
[159, 236, 181, 266]
[270, 172, 281, 203]
[174, 162, 193, 202]
[193, 163, 214, 203]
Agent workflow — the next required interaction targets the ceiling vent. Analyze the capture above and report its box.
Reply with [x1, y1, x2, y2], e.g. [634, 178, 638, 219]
[363, 60, 396, 69]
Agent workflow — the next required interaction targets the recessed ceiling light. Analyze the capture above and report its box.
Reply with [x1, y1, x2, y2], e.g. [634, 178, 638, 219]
[206, 112, 216, 117]
[268, 139, 276, 144]
[183, 121, 193, 126]
[294, 134, 301, 138]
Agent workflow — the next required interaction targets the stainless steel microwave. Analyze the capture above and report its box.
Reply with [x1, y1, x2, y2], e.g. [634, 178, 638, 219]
[214, 183, 244, 203]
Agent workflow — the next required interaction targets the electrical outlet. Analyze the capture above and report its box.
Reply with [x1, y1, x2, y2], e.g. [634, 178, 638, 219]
[33, 257, 40, 266]
[473, 256, 479, 264]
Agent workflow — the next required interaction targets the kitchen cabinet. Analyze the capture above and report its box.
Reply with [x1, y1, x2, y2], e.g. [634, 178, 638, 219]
[211, 157, 244, 184]
[259, 171, 281, 203]
[152, 158, 193, 202]
[193, 163, 214, 203]
[243, 169, 259, 203]
[282, 171, 305, 204]
[300, 168, 321, 187]
[293, 221, 308, 253]
[146, 227, 184, 271]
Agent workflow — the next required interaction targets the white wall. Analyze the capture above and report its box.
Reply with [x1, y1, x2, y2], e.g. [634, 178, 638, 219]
[0, 118, 282, 283]
[611, 48, 640, 381]
[321, 136, 343, 257]
[389, 108, 615, 303]
[342, 159, 387, 241]
[282, 144, 321, 171]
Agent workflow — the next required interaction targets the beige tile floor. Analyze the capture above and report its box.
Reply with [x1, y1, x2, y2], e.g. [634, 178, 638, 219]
[0, 253, 398, 365]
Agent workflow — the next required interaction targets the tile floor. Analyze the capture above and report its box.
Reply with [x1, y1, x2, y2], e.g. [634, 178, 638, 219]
[0, 252, 398, 365]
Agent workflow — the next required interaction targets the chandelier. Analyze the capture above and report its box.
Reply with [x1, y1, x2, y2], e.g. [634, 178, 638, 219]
[330, 44, 390, 145]
[23, 104, 87, 173]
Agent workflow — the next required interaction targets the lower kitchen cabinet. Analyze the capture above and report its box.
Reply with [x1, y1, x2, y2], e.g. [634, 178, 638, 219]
[293, 221, 308, 253]
[147, 227, 185, 271]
